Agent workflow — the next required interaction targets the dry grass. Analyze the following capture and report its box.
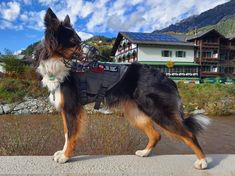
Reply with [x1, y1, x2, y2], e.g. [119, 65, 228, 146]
[0, 113, 143, 156]
[1, 113, 235, 156]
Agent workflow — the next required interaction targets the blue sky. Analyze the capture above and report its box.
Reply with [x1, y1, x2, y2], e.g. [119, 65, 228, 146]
[0, 0, 229, 53]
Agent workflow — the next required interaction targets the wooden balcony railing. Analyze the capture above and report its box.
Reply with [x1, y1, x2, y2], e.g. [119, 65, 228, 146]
[195, 57, 220, 63]
[202, 42, 219, 45]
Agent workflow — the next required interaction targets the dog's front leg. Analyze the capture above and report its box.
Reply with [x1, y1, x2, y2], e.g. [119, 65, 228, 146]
[53, 108, 86, 164]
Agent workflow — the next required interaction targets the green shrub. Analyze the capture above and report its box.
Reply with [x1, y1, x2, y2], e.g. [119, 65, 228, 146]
[178, 82, 235, 116]
[1, 54, 24, 75]
[0, 77, 47, 103]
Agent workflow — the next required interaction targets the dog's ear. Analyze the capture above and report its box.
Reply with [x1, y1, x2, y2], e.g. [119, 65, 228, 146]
[63, 15, 71, 27]
[44, 8, 60, 30]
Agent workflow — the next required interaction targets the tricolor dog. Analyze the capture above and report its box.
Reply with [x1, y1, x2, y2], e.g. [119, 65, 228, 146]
[36, 8, 210, 169]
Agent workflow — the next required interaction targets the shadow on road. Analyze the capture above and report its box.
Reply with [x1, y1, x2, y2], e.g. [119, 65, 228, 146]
[208, 154, 228, 169]
[69, 155, 109, 163]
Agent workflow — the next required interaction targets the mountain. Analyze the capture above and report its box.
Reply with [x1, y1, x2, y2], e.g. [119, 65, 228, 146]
[85, 36, 116, 61]
[153, 0, 235, 33]
[187, 15, 235, 37]
[21, 42, 40, 56]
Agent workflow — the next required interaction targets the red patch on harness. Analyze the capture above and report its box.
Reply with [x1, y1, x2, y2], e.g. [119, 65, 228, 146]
[90, 64, 104, 73]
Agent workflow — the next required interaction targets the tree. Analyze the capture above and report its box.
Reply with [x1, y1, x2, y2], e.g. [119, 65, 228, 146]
[1, 51, 24, 74]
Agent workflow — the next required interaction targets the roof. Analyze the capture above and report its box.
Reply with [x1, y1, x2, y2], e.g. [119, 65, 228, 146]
[112, 32, 195, 55]
[187, 29, 225, 41]
[121, 32, 194, 46]
[21, 56, 33, 63]
[138, 61, 199, 66]
[168, 34, 189, 42]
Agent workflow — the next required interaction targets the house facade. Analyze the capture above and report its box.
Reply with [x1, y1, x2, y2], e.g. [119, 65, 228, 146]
[112, 32, 200, 82]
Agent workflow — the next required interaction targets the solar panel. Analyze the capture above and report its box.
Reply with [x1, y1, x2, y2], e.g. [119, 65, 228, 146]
[123, 32, 180, 43]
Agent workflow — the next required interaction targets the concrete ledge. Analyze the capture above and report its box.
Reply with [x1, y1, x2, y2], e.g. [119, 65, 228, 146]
[0, 154, 234, 175]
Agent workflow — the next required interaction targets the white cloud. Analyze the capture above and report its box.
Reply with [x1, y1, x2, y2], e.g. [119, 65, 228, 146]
[38, 0, 59, 6]
[22, 0, 32, 5]
[20, 10, 46, 30]
[0, 1, 21, 21]
[20, 14, 28, 21]
[82, 0, 229, 33]
[14, 49, 22, 55]
[76, 31, 94, 40]
[0, 20, 22, 30]
[0, 0, 229, 34]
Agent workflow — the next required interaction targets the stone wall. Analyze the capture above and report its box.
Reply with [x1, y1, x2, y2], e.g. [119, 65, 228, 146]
[0, 97, 55, 115]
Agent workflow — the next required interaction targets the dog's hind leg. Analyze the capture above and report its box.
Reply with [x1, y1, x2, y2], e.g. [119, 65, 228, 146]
[53, 107, 86, 164]
[159, 124, 207, 170]
[123, 101, 161, 157]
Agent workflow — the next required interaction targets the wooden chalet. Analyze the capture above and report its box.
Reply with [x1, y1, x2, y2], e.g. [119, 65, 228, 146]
[187, 29, 235, 83]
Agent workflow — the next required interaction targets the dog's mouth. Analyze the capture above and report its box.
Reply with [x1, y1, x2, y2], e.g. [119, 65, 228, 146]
[58, 42, 101, 71]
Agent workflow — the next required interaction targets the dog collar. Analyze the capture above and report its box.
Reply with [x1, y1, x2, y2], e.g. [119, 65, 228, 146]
[48, 74, 56, 81]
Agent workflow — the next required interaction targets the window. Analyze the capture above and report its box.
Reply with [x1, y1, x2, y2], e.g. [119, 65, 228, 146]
[161, 50, 172, 57]
[176, 51, 186, 58]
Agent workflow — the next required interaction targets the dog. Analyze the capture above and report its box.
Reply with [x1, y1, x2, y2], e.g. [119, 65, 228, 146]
[36, 8, 210, 170]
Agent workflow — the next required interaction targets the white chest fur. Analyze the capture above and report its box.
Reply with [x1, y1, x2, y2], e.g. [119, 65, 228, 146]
[37, 58, 69, 110]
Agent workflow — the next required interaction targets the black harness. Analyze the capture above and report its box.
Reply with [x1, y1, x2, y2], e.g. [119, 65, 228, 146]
[61, 42, 128, 109]
[77, 62, 128, 109]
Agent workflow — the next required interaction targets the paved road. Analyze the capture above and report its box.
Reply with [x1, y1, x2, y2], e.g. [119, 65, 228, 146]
[0, 155, 234, 176]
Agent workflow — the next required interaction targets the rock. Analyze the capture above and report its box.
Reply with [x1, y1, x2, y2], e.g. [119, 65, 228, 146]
[2, 104, 15, 114]
[191, 109, 206, 115]
[21, 109, 30, 115]
[0, 106, 3, 115]
[0, 96, 56, 115]
[13, 102, 26, 111]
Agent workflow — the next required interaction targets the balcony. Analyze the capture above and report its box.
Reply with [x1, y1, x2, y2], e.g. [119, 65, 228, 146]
[201, 42, 220, 49]
[195, 57, 220, 64]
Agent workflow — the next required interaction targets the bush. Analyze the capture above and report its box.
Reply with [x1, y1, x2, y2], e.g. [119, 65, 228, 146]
[1, 54, 24, 75]
[0, 51, 38, 80]
[0, 77, 47, 103]
[178, 82, 235, 116]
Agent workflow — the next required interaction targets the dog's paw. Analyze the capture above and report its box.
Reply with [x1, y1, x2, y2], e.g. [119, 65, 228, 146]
[53, 151, 69, 164]
[53, 150, 63, 158]
[194, 158, 208, 170]
[135, 149, 151, 157]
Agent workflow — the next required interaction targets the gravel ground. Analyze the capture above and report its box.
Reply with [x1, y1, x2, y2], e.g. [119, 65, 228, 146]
[0, 114, 235, 156]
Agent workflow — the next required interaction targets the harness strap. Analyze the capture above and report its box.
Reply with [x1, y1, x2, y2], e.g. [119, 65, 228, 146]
[79, 75, 88, 105]
[94, 85, 107, 110]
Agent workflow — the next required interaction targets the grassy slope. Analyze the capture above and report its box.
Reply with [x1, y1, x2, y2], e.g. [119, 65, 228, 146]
[187, 15, 235, 36]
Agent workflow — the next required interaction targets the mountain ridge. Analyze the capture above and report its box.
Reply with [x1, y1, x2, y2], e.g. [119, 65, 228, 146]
[153, 0, 235, 33]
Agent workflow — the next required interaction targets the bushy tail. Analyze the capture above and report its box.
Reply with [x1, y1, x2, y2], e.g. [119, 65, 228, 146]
[183, 114, 211, 135]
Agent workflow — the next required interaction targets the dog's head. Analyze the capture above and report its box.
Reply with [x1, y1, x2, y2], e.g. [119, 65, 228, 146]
[35, 8, 82, 63]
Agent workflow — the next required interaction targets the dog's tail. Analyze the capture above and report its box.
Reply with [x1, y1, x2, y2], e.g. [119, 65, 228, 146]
[183, 114, 211, 135]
